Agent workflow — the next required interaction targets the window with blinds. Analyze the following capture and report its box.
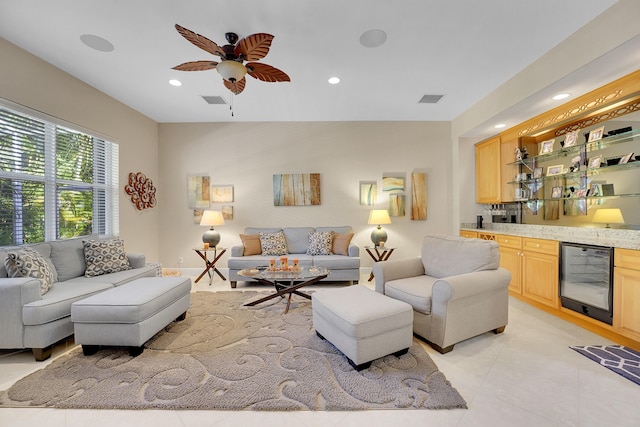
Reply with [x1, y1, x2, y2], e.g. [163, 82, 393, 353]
[0, 102, 119, 245]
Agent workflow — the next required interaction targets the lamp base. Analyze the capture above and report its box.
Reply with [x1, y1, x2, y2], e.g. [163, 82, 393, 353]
[202, 228, 221, 247]
[370, 226, 387, 247]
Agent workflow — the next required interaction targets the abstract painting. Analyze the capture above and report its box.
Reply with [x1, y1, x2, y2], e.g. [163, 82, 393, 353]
[187, 174, 210, 208]
[383, 175, 405, 192]
[360, 181, 377, 206]
[222, 205, 233, 220]
[411, 172, 427, 220]
[211, 185, 234, 203]
[389, 194, 405, 217]
[273, 173, 321, 206]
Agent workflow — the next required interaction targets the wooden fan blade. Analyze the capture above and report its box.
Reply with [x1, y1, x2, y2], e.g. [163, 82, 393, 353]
[175, 24, 225, 57]
[246, 62, 290, 82]
[234, 33, 274, 61]
[172, 60, 218, 71]
[224, 77, 246, 95]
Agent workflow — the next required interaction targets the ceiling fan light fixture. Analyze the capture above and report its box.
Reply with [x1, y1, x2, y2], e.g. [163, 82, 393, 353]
[216, 60, 247, 82]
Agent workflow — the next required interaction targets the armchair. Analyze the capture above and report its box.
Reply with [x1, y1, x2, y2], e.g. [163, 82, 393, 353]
[373, 234, 511, 353]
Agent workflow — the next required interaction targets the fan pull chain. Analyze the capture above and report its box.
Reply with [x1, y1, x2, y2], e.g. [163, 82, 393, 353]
[229, 90, 234, 117]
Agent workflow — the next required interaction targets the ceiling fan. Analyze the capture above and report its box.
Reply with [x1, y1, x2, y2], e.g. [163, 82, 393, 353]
[172, 24, 290, 95]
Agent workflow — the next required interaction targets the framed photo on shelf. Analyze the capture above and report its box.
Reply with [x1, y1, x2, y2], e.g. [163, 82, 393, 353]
[539, 139, 555, 155]
[546, 164, 564, 176]
[589, 183, 601, 197]
[619, 152, 634, 164]
[588, 155, 603, 169]
[533, 167, 543, 179]
[574, 189, 588, 197]
[588, 126, 605, 142]
[551, 186, 563, 198]
[564, 130, 579, 147]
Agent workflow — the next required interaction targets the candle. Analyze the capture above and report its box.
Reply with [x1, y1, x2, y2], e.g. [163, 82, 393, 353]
[203, 243, 210, 249]
[292, 259, 299, 271]
[280, 256, 288, 270]
[269, 259, 277, 271]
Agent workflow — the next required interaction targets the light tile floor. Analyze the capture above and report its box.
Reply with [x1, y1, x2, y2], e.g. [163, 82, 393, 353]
[1, 273, 639, 427]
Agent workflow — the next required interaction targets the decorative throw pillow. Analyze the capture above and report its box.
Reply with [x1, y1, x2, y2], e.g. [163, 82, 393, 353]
[259, 231, 288, 256]
[307, 231, 333, 255]
[332, 232, 354, 255]
[240, 234, 262, 256]
[83, 239, 131, 277]
[4, 247, 55, 295]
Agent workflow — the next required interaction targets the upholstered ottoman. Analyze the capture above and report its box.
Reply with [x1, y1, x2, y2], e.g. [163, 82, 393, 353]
[312, 285, 413, 370]
[71, 276, 191, 356]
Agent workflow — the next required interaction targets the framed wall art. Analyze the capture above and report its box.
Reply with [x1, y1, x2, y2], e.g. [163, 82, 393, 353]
[382, 174, 405, 192]
[221, 205, 234, 220]
[411, 172, 427, 220]
[359, 181, 377, 206]
[389, 194, 405, 217]
[273, 173, 321, 206]
[211, 185, 234, 203]
[187, 174, 210, 208]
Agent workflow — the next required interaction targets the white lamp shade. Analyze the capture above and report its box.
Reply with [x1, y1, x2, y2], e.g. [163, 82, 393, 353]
[593, 208, 624, 225]
[368, 209, 391, 225]
[216, 60, 247, 82]
[200, 210, 225, 227]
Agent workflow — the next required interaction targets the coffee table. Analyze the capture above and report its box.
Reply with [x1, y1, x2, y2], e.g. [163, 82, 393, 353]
[239, 266, 330, 313]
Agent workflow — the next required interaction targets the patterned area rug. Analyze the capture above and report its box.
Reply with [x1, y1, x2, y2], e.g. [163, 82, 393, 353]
[0, 291, 466, 411]
[571, 345, 640, 386]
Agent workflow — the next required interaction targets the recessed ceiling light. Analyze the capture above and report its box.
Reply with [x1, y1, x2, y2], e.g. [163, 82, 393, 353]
[359, 29, 387, 48]
[494, 123, 506, 129]
[328, 77, 340, 85]
[169, 79, 182, 87]
[552, 93, 570, 100]
[80, 34, 114, 52]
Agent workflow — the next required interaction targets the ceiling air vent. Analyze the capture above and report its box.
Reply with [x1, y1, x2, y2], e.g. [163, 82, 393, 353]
[201, 96, 228, 105]
[418, 94, 444, 104]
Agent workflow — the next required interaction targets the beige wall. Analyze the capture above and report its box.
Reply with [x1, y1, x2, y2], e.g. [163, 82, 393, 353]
[158, 121, 452, 269]
[0, 38, 160, 260]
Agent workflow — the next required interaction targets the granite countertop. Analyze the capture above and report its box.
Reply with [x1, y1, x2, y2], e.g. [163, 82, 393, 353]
[460, 223, 640, 250]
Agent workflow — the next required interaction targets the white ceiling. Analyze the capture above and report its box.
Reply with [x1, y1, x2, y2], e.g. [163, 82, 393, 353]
[0, 0, 627, 131]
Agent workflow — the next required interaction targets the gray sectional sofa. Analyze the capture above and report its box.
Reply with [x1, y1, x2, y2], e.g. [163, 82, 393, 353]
[0, 237, 157, 361]
[228, 226, 360, 288]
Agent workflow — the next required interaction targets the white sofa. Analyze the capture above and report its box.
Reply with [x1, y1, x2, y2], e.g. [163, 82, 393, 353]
[373, 234, 511, 353]
[227, 226, 360, 288]
[0, 237, 157, 360]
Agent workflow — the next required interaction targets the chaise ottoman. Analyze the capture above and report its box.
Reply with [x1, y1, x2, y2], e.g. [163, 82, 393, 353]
[71, 276, 191, 356]
[312, 285, 414, 370]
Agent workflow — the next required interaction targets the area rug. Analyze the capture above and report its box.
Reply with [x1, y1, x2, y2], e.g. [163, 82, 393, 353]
[571, 345, 640, 386]
[0, 291, 466, 411]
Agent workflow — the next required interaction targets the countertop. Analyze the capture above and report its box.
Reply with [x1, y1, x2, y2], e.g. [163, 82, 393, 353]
[460, 223, 640, 250]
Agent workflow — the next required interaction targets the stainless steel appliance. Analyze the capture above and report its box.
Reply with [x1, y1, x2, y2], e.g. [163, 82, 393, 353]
[559, 242, 614, 325]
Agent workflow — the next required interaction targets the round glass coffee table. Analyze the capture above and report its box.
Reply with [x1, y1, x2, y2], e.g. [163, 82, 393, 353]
[239, 266, 330, 313]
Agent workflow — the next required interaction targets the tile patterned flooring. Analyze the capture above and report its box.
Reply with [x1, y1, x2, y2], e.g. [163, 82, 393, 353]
[1, 273, 639, 426]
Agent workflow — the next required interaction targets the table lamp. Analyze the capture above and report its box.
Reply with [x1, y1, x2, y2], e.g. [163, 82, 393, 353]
[593, 208, 624, 228]
[200, 210, 225, 247]
[368, 209, 391, 246]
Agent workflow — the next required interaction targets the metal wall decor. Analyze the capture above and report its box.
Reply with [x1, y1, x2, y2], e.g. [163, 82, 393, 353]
[124, 171, 157, 210]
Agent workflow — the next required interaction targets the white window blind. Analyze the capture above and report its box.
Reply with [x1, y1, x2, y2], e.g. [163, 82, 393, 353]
[0, 101, 119, 245]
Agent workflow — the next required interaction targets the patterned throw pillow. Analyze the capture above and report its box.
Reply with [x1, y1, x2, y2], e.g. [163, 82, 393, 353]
[4, 247, 56, 295]
[83, 239, 131, 277]
[307, 231, 333, 255]
[240, 234, 262, 256]
[259, 231, 288, 256]
[332, 232, 354, 255]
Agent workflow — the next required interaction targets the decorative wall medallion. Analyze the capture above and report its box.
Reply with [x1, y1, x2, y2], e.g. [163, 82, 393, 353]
[124, 171, 157, 210]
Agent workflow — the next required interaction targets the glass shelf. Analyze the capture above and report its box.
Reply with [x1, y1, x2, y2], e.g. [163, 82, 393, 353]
[508, 161, 640, 185]
[515, 193, 640, 203]
[508, 128, 640, 166]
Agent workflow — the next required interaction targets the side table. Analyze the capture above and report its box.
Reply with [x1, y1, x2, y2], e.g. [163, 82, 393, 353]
[193, 247, 227, 285]
[364, 246, 396, 282]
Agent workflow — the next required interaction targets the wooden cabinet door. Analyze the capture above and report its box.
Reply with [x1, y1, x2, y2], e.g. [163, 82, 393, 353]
[522, 251, 559, 308]
[613, 267, 640, 341]
[475, 137, 501, 204]
[460, 230, 478, 238]
[500, 246, 522, 294]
